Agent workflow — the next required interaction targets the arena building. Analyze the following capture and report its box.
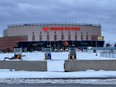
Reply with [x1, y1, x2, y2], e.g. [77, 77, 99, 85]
[0, 23, 104, 52]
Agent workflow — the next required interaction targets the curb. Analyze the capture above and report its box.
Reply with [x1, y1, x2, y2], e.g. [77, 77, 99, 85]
[3, 77, 116, 80]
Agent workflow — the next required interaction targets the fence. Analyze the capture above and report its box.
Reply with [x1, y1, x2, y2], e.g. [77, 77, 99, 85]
[100, 51, 116, 58]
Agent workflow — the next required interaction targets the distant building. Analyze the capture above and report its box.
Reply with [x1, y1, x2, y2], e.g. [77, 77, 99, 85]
[0, 23, 104, 52]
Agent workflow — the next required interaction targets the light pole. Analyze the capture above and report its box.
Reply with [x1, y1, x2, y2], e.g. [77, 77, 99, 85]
[96, 36, 98, 56]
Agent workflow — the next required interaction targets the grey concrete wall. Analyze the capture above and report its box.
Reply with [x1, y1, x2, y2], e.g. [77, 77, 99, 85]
[0, 61, 47, 71]
[64, 60, 116, 72]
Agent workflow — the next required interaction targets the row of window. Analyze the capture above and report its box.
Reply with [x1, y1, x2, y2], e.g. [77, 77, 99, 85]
[32, 34, 97, 41]
[39, 31, 88, 34]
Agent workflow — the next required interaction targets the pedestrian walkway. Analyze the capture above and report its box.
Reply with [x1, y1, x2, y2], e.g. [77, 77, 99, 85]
[47, 60, 64, 72]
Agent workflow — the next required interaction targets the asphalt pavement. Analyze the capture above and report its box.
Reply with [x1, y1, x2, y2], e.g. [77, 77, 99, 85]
[0, 83, 116, 87]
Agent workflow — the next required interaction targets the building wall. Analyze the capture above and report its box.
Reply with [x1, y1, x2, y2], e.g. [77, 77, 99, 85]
[4, 24, 102, 42]
[0, 36, 28, 51]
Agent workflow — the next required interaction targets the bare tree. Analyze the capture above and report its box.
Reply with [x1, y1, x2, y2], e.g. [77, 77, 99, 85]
[114, 43, 116, 47]
[106, 43, 110, 47]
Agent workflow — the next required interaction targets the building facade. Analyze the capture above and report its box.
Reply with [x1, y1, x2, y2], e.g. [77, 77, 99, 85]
[1, 23, 104, 52]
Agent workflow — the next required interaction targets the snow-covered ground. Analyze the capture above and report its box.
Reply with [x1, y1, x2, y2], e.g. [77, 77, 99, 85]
[1, 51, 116, 72]
[0, 70, 116, 79]
[1, 51, 116, 61]
[0, 51, 116, 84]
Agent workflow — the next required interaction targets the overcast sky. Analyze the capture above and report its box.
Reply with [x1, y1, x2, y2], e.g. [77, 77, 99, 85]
[0, 0, 116, 44]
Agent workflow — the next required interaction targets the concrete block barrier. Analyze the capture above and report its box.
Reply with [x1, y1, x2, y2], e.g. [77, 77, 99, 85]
[64, 60, 116, 72]
[0, 61, 47, 71]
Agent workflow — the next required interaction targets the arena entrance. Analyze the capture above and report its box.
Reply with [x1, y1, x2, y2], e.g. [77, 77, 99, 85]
[17, 41, 104, 52]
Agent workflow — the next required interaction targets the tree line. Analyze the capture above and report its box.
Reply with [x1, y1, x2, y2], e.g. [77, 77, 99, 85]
[105, 43, 116, 47]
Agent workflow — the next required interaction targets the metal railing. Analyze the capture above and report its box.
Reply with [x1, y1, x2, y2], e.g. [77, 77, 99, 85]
[100, 51, 116, 58]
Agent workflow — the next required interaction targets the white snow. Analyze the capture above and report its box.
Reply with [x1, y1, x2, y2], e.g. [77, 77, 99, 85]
[0, 51, 116, 83]
[1, 51, 115, 61]
[0, 70, 116, 79]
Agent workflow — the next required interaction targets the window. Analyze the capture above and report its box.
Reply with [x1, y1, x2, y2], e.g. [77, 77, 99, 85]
[55, 31, 56, 34]
[68, 31, 71, 40]
[86, 35, 88, 40]
[39, 35, 42, 41]
[86, 32, 88, 40]
[32, 32, 35, 41]
[39, 32, 42, 41]
[47, 35, 50, 41]
[61, 31, 64, 40]
[47, 31, 49, 34]
[54, 31, 57, 41]
[96, 35, 98, 40]
[81, 35, 83, 40]
[54, 35, 57, 41]
[91, 35, 97, 40]
[75, 32, 77, 40]
[81, 32, 83, 40]
[47, 31, 50, 41]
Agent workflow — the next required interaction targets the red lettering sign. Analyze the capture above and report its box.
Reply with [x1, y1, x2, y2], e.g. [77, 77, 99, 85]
[42, 27, 80, 32]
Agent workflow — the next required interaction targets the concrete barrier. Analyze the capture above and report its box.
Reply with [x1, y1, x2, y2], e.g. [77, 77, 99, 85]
[64, 60, 116, 72]
[0, 61, 47, 71]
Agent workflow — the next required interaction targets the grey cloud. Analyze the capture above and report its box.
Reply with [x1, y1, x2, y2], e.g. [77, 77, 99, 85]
[0, 0, 116, 43]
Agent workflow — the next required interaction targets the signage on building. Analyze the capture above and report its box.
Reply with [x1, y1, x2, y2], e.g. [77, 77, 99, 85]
[98, 36, 104, 41]
[63, 41, 69, 46]
[42, 27, 80, 32]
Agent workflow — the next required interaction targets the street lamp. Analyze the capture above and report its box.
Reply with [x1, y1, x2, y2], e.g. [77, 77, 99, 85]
[96, 36, 98, 56]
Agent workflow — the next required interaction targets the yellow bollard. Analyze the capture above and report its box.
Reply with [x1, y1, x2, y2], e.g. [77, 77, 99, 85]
[17, 55, 19, 59]
[15, 54, 21, 59]
[72, 54, 74, 60]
